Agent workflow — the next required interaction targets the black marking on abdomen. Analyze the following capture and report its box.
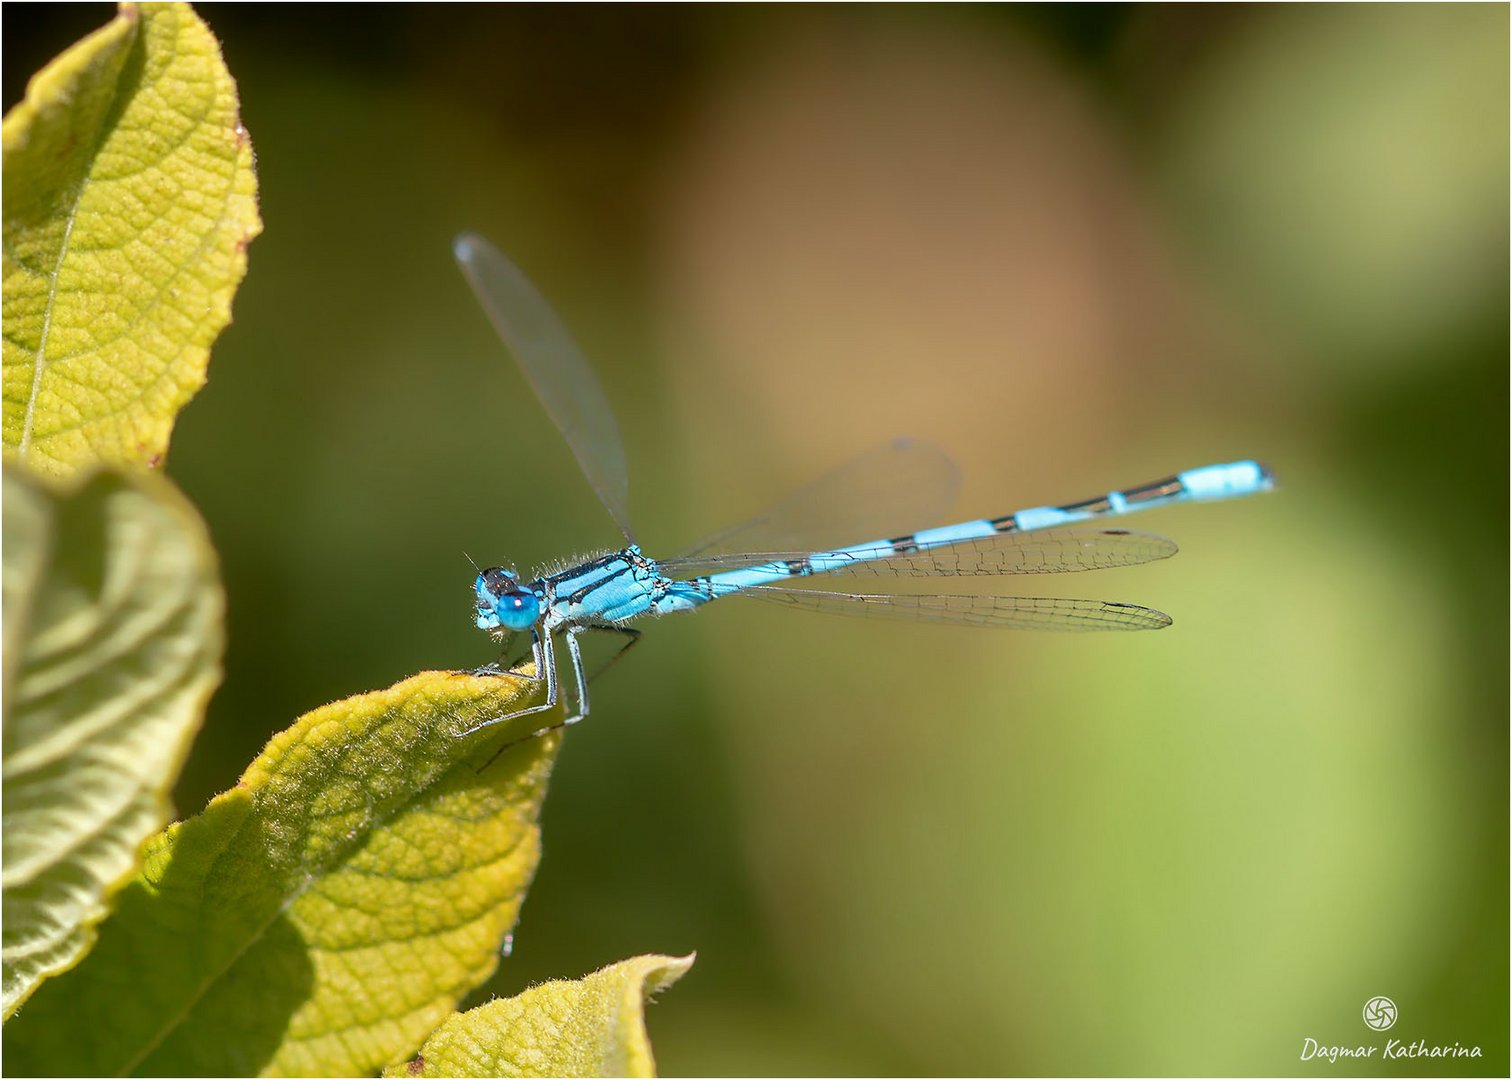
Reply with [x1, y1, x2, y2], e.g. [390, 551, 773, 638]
[989, 515, 1019, 533]
[890, 534, 921, 553]
[1060, 495, 1113, 515]
[783, 557, 811, 576]
[1120, 476, 1183, 506]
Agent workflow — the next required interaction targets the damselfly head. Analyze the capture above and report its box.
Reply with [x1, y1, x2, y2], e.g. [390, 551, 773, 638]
[474, 566, 540, 633]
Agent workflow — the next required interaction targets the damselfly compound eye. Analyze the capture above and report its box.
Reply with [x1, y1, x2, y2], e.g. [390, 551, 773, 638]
[480, 566, 517, 596]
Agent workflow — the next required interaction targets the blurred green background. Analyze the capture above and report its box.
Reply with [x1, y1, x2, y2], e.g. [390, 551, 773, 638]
[5, 4, 1507, 1075]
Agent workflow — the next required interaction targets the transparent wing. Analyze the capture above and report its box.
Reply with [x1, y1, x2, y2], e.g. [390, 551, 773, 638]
[660, 528, 1177, 579]
[680, 438, 961, 558]
[454, 232, 635, 542]
[729, 586, 1172, 631]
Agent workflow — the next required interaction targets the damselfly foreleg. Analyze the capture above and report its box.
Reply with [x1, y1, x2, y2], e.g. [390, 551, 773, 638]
[469, 630, 546, 679]
[468, 627, 601, 772]
[458, 629, 559, 739]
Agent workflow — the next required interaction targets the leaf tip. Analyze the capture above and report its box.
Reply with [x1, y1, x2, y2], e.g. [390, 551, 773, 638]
[639, 952, 696, 998]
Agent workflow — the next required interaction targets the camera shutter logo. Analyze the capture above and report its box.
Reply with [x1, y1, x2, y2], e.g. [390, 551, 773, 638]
[1363, 996, 1397, 1031]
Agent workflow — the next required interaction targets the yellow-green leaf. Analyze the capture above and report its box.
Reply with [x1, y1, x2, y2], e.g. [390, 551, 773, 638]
[1, 1, 260, 477]
[0, 465, 222, 1019]
[388, 954, 695, 1079]
[2, 669, 557, 1077]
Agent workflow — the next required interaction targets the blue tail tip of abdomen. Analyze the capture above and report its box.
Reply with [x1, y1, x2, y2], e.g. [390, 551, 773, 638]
[1179, 460, 1276, 500]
